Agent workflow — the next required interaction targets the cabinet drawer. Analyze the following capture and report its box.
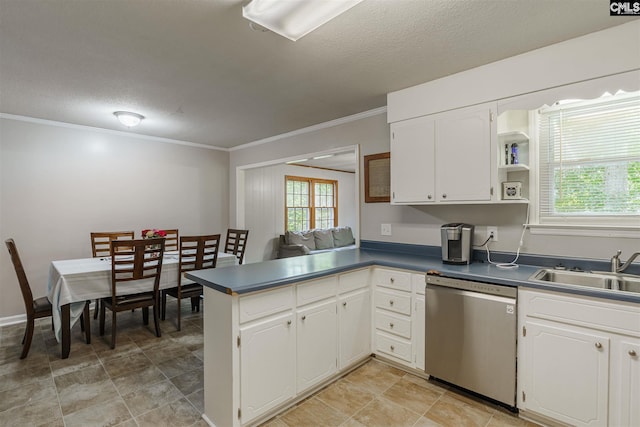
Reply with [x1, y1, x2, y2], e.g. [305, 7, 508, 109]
[239, 286, 294, 324]
[375, 309, 411, 339]
[374, 268, 411, 292]
[375, 288, 411, 315]
[339, 269, 369, 294]
[375, 331, 412, 362]
[297, 276, 337, 306]
[520, 289, 640, 337]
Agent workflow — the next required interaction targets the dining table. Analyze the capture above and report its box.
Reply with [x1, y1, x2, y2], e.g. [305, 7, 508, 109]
[47, 250, 238, 359]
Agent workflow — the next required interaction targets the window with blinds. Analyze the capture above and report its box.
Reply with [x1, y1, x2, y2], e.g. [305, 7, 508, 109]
[537, 91, 640, 223]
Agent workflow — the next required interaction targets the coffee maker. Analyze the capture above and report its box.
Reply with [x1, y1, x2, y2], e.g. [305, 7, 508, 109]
[441, 223, 474, 264]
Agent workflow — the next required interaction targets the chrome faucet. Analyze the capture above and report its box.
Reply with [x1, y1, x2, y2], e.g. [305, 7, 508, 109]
[611, 250, 640, 273]
[611, 250, 622, 272]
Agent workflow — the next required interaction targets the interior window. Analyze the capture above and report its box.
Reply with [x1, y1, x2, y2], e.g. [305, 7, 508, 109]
[537, 90, 640, 225]
[285, 176, 337, 231]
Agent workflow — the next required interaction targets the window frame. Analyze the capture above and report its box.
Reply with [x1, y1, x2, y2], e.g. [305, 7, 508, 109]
[533, 91, 640, 229]
[284, 175, 338, 232]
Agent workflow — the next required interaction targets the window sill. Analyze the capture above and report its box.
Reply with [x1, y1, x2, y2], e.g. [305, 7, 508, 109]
[528, 224, 640, 239]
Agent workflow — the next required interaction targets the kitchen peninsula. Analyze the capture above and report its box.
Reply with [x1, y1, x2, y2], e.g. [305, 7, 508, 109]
[187, 243, 640, 427]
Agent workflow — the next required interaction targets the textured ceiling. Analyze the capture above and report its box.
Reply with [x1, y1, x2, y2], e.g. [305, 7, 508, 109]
[0, 0, 637, 149]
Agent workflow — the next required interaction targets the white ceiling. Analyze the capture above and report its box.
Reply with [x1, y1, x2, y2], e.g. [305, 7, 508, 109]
[0, 0, 636, 150]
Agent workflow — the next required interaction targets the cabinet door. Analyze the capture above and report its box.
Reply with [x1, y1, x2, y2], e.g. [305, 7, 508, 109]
[390, 115, 436, 204]
[338, 289, 371, 369]
[240, 313, 295, 423]
[611, 339, 640, 427]
[297, 300, 337, 393]
[522, 320, 609, 427]
[435, 102, 495, 202]
[413, 294, 425, 371]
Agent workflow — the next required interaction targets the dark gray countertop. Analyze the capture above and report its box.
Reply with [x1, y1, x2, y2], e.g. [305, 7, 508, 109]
[186, 248, 640, 304]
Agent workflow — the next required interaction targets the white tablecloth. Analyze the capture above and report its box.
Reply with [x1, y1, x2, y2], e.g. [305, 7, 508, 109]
[47, 251, 237, 342]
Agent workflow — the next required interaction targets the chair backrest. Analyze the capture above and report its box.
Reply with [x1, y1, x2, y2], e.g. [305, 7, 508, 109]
[179, 234, 221, 281]
[5, 239, 35, 316]
[163, 229, 179, 252]
[109, 238, 165, 299]
[224, 229, 249, 264]
[91, 231, 134, 258]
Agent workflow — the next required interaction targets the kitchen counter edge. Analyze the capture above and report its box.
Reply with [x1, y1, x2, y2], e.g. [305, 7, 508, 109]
[186, 248, 640, 304]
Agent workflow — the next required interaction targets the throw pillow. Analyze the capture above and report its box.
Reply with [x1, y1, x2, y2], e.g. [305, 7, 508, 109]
[287, 230, 316, 250]
[332, 226, 355, 247]
[313, 229, 335, 250]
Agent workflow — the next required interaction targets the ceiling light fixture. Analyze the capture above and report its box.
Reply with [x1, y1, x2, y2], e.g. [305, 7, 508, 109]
[286, 158, 309, 164]
[242, 0, 364, 41]
[113, 111, 144, 127]
[312, 154, 335, 160]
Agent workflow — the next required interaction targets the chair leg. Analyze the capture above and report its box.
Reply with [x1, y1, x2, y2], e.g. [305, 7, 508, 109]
[20, 317, 35, 359]
[142, 307, 149, 325]
[161, 291, 166, 321]
[153, 303, 161, 338]
[110, 310, 117, 349]
[177, 297, 181, 332]
[93, 298, 99, 319]
[99, 302, 106, 336]
[83, 301, 91, 344]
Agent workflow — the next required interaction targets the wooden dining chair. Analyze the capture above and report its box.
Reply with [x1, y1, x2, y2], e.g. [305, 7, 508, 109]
[5, 238, 90, 358]
[163, 229, 179, 252]
[224, 228, 249, 265]
[90, 231, 135, 319]
[162, 234, 220, 331]
[99, 238, 165, 349]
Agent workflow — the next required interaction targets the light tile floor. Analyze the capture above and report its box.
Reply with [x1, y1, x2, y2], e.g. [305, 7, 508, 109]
[0, 301, 539, 427]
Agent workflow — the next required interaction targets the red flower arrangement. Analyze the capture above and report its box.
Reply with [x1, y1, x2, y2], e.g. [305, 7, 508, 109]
[141, 229, 167, 239]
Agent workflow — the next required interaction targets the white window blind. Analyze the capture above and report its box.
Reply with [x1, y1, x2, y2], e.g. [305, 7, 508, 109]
[538, 91, 640, 222]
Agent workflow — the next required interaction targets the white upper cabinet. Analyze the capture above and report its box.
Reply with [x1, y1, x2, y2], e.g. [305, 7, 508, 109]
[435, 103, 495, 202]
[390, 102, 496, 204]
[390, 115, 435, 204]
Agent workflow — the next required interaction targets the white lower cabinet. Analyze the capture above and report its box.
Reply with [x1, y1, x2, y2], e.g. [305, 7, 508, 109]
[240, 312, 296, 422]
[521, 320, 609, 426]
[372, 268, 416, 368]
[518, 288, 640, 427]
[611, 339, 640, 427]
[296, 299, 337, 393]
[412, 272, 426, 371]
[338, 288, 371, 369]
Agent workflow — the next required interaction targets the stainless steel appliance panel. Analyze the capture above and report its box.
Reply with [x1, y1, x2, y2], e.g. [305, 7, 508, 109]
[425, 275, 517, 407]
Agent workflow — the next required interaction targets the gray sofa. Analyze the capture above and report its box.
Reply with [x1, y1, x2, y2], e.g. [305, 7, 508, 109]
[277, 226, 356, 258]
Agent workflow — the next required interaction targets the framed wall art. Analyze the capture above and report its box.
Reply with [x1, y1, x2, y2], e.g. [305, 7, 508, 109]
[364, 152, 390, 203]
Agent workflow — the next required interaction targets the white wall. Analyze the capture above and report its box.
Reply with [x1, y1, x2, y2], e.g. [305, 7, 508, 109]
[0, 118, 229, 319]
[243, 163, 356, 262]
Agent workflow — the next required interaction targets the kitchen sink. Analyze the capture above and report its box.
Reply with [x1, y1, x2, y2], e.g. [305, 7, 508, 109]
[529, 268, 640, 294]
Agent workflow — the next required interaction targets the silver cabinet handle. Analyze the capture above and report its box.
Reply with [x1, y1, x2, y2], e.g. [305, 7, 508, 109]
[389, 300, 394, 306]
[343, 301, 347, 307]
[287, 320, 292, 326]
[390, 277, 395, 283]
[595, 342, 602, 349]
[442, 194, 447, 199]
[427, 195, 432, 200]
[389, 323, 394, 328]
[301, 315, 306, 321]
[630, 350, 637, 357]
[390, 345, 395, 351]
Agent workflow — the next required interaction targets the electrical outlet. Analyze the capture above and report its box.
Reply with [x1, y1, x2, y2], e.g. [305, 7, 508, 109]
[487, 226, 498, 242]
[381, 223, 392, 236]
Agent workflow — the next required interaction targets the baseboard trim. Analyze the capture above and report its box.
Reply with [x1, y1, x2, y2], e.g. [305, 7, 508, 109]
[0, 314, 26, 328]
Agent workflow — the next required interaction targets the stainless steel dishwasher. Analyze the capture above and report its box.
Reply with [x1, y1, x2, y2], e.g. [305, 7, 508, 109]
[425, 274, 517, 409]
